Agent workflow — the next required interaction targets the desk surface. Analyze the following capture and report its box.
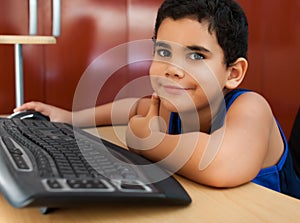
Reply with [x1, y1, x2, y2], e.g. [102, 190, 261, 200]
[1, 125, 300, 223]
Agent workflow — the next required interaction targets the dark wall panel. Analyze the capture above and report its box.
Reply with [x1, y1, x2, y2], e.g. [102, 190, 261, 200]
[238, 0, 300, 136]
[42, 0, 128, 110]
[0, 0, 299, 137]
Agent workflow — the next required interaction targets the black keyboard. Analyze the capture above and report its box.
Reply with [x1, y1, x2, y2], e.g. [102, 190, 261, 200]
[0, 119, 191, 211]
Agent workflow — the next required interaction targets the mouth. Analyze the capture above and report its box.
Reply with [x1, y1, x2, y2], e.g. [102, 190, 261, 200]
[162, 84, 194, 95]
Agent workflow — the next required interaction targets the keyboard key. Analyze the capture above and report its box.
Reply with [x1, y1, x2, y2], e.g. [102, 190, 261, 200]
[66, 179, 108, 189]
[2, 120, 149, 192]
[46, 179, 63, 189]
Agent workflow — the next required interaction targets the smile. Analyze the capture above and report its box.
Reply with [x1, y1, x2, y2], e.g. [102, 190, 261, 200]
[162, 84, 194, 95]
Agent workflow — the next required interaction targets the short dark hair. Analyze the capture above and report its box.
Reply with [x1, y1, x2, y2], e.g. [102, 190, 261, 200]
[154, 0, 248, 67]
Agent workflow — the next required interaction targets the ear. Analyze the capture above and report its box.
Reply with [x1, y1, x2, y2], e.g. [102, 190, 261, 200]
[225, 57, 248, 89]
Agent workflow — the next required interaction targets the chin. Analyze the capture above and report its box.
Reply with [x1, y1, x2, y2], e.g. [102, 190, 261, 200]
[160, 97, 199, 114]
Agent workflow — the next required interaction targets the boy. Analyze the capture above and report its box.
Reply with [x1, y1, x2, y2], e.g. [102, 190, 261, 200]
[14, 0, 300, 199]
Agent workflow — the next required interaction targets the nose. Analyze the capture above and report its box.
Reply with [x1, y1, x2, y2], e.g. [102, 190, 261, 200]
[165, 64, 185, 79]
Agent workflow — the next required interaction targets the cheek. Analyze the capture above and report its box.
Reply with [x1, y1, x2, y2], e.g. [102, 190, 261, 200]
[149, 61, 165, 76]
[188, 69, 225, 100]
[149, 62, 155, 75]
[149, 62, 165, 91]
[188, 88, 208, 108]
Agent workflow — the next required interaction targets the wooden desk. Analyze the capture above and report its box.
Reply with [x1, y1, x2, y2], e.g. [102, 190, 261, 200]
[1, 125, 300, 223]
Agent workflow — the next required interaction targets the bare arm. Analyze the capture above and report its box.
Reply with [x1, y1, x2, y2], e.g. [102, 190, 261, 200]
[126, 92, 281, 187]
[73, 98, 150, 127]
[13, 97, 151, 127]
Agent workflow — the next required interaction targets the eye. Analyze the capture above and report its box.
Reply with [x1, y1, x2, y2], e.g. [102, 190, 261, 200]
[156, 49, 172, 58]
[188, 52, 204, 60]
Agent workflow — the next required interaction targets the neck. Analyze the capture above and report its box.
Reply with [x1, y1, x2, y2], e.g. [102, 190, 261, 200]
[181, 107, 213, 134]
[175, 99, 226, 134]
[159, 93, 227, 134]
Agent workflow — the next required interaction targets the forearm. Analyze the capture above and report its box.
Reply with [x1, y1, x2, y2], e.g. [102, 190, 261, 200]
[126, 122, 265, 188]
[125, 126, 210, 181]
[72, 98, 140, 127]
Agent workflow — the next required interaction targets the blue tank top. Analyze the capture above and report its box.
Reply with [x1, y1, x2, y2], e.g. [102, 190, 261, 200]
[168, 88, 300, 199]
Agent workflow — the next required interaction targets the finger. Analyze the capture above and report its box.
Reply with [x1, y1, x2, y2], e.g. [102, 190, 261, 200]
[13, 102, 36, 112]
[13, 101, 44, 113]
[146, 93, 160, 117]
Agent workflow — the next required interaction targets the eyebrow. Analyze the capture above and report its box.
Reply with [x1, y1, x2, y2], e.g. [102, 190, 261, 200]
[186, 45, 211, 54]
[154, 41, 211, 54]
[154, 41, 171, 49]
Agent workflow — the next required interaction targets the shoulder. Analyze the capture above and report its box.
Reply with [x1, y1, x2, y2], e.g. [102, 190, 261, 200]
[226, 91, 274, 123]
[205, 91, 278, 186]
[223, 90, 277, 162]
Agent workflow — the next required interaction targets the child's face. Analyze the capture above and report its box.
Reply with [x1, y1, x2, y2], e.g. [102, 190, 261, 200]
[150, 17, 231, 113]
